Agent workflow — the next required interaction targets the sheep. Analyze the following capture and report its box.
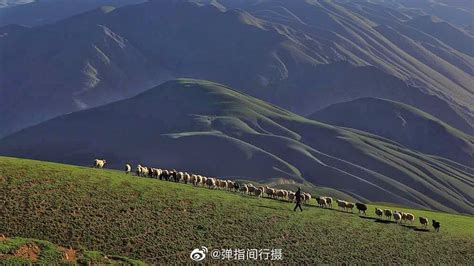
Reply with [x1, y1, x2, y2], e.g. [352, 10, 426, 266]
[325, 197, 333, 208]
[93, 159, 106, 168]
[247, 184, 256, 195]
[125, 164, 131, 174]
[233, 182, 240, 191]
[182, 172, 189, 184]
[305, 193, 312, 204]
[265, 188, 275, 198]
[136, 165, 143, 176]
[194, 175, 202, 186]
[282, 190, 288, 200]
[147, 167, 153, 178]
[336, 199, 347, 211]
[160, 170, 170, 181]
[375, 208, 383, 219]
[200, 176, 207, 186]
[316, 197, 327, 208]
[276, 190, 285, 200]
[393, 211, 402, 223]
[139, 166, 149, 177]
[227, 181, 234, 191]
[206, 178, 216, 189]
[254, 188, 263, 197]
[419, 217, 429, 228]
[405, 213, 415, 223]
[432, 220, 441, 232]
[355, 203, 367, 215]
[153, 168, 162, 178]
[345, 202, 355, 212]
[219, 180, 228, 190]
[288, 192, 295, 202]
[240, 184, 248, 194]
[384, 209, 392, 220]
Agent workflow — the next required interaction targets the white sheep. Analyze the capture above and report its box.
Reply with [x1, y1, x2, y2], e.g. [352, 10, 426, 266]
[206, 178, 216, 189]
[265, 188, 275, 198]
[125, 164, 131, 174]
[93, 159, 106, 168]
[240, 184, 248, 194]
[336, 199, 347, 211]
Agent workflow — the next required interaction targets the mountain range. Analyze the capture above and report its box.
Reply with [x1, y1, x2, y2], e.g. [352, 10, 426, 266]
[0, 79, 472, 214]
[0, 0, 473, 138]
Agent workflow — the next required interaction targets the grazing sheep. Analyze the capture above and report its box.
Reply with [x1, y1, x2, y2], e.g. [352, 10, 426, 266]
[432, 220, 441, 232]
[136, 165, 143, 176]
[219, 180, 228, 190]
[206, 178, 216, 189]
[355, 203, 368, 215]
[393, 211, 402, 223]
[240, 184, 248, 194]
[375, 208, 383, 218]
[254, 188, 263, 197]
[305, 193, 311, 204]
[325, 197, 333, 208]
[405, 213, 415, 223]
[316, 197, 327, 208]
[419, 217, 429, 228]
[265, 188, 275, 198]
[200, 176, 207, 186]
[182, 172, 189, 184]
[147, 167, 153, 178]
[94, 159, 106, 168]
[346, 202, 355, 212]
[125, 164, 131, 174]
[336, 199, 347, 211]
[144, 167, 150, 177]
[227, 181, 234, 191]
[247, 184, 256, 195]
[153, 168, 162, 178]
[288, 192, 295, 202]
[190, 175, 196, 185]
[233, 182, 240, 191]
[276, 190, 285, 200]
[194, 175, 202, 186]
[384, 209, 392, 220]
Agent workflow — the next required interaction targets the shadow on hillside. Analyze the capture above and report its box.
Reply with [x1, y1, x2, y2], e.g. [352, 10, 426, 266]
[359, 216, 376, 220]
[374, 219, 397, 224]
[413, 228, 430, 232]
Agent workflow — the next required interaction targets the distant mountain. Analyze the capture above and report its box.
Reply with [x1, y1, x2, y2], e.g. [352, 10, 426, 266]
[0, 0, 145, 26]
[1, 0, 473, 139]
[310, 97, 474, 167]
[0, 79, 472, 214]
[0, 0, 33, 8]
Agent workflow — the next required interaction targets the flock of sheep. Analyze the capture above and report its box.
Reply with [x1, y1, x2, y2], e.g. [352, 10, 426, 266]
[94, 159, 441, 232]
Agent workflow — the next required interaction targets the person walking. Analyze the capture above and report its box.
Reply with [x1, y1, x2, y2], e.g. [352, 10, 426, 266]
[294, 187, 303, 212]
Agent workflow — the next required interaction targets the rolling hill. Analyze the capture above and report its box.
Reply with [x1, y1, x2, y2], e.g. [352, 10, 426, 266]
[0, 156, 472, 263]
[1, 0, 472, 138]
[0, 79, 472, 214]
[310, 97, 474, 167]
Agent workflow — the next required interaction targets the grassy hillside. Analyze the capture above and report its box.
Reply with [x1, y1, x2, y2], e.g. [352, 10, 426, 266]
[1, 79, 472, 214]
[0, 236, 144, 265]
[0, 157, 473, 263]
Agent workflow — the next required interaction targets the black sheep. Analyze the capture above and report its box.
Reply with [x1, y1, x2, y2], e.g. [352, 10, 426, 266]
[233, 182, 240, 191]
[432, 220, 441, 232]
[355, 203, 368, 215]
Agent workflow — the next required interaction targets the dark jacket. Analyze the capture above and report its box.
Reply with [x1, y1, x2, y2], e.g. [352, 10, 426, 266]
[295, 190, 302, 203]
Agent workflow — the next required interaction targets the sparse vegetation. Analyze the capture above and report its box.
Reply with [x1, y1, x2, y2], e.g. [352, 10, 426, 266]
[1, 157, 473, 263]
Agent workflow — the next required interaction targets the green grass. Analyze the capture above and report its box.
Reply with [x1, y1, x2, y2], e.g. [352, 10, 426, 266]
[0, 236, 144, 264]
[1, 156, 473, 263]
